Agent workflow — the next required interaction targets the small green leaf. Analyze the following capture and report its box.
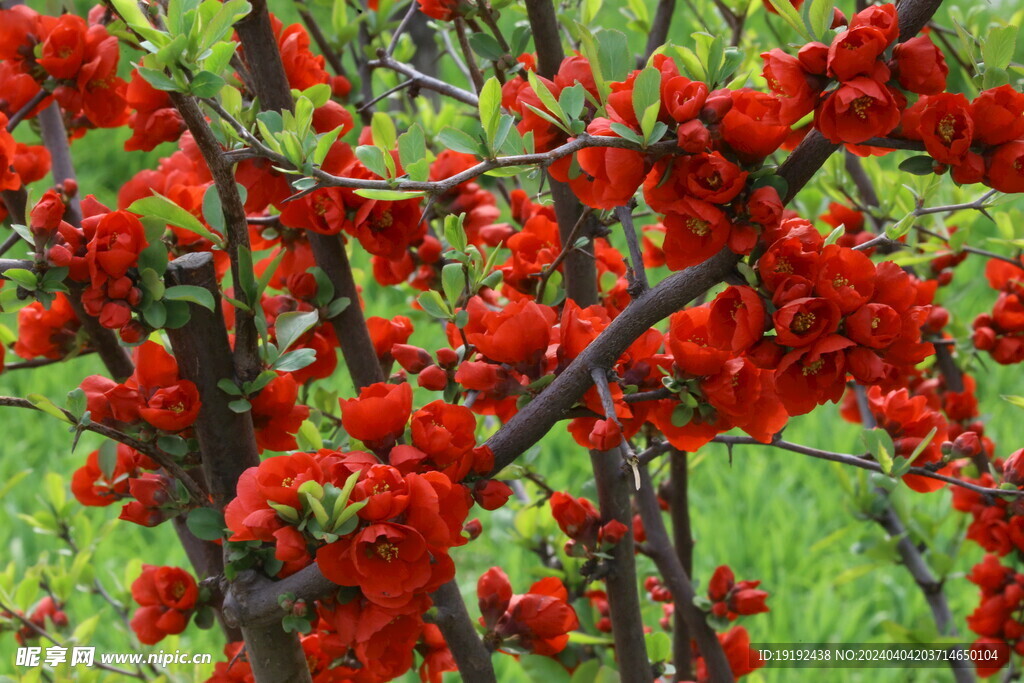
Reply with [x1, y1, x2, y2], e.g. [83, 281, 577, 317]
[164, 285, 216, 312]
[467, 32, 504, 61]
[4, 268, 37, 290]
[273, 348, 317, 372]
[898, 155, 935, 176]
[479, 77, 502, 151]
[370, 112, 397, 151]
[228, 399, 252, 413]
[824, 224, 845, 246]
[351, 189, 426, 201]
[129, 194, 224, 248]
[189, 70, 225, 98]
[886, 213, 915, 240]
[27, 394, 72, 424]
[187, 507, 226, 541]
[437, 127, 482, 156]
[275, 310, 319, 354]
[441, 263, 464, 305]
[418, 290, 451, 319]
[983, 24, 1018, 73]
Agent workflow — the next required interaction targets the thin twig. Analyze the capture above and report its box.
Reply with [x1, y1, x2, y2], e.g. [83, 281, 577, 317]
[614, 204, 649, 296]
[0, 396, 208, 504]
[386, 1, 421, 57]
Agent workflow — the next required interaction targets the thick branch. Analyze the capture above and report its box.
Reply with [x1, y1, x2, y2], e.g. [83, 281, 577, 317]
[429, 581, 497, 683]
[636, 466, 734, 683]
[163, 252, 261, 506]
[168, 92, 262, 382]
[669, 449, 694, 681]
[642, 0, 677, 64]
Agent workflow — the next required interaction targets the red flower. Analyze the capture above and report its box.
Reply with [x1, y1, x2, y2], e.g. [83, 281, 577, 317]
[416, 0, 460, 21]
[827, 27, 891, 82]
[845, 303, 902, 348]
[815, 244, 875, 314]
[71, 444, 151, 507]
[340, 382, 413, 447]
[987, 141, 1024, 194]
[761, 48, 822, 125]
[662, 75, 709, 122]
[893, 36, 948, 95]
[85, 210, 148, 282]
[549, 492, 601, 548]
[707, 565, 770, 620]
[775, 335, 854, 415]
[464, 296, 556, 365]
[130, 565, 198, 645]
[915, 93, 973, 165]
[410, 400, 477, 466]
[568, 118, 647, 210]
[316, 522, 441, 609]
[138, 381, 202, 432]
[707, 285, 765, 352]
[0, 114, 22, 191]
[668, 305, 731, 377]
[972, 86, 1024, 146]
[849, 3, 899, 44]
[816, 78, 901, 144]
[720, 89, 790, 162]
[773, 297, 841, 348]
[30, 189, 65, 238]
[480, 571, 579, 656]
[662, 199, 731, 271]
[14, 293, 80, 360]
[250, 373, 309, 452]
[37, 14, 87, 80]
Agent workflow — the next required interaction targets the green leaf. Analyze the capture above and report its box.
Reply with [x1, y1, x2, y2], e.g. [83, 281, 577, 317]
[352, 189, 426, 201]
[646, 630, 672, 662]
[807, 0, 835, 41]
[441, 263, 464, 305]
[468, 32, 504, 61]
[97, 440, 118, 480]
[129, 194, 224, 248]
[526, 70, 569, 128]
[137, 67, 181, 92]
[1001, 394, 1024, 410]
[886, 213, 915, 240]
[479, 77, 502, 151]
[143, 300, 167, 328]
[898, 155, 935, 176]
[275, 310, 319, 354]
[595, 29, 630, 83]
[4, 268, 37, 290]
[863, 427, 897, 476]
[199, 0, 251, 52]
[444, 213, 468, 252]
[110, 0, 169, 45]
[370, 112, 397, 151]
[397, 125, 428, 181]
[202, 184, 225, 234]
[164, 285, 216, 312]
[354, 145, 390, 178]
[313, 127, 343, 166]
[325, 296, 351, 318]
[27, 394, 72, 424]
[983, 24, 1018, 73]
[228, 399, 252, 413]
[189, 70, 225, 99]
[437, 127, 482, 156]
[558, 83, 586, 122]
[767, 0, 814, 40]
[418, 290, 451, 319]
[186, 507, 226, 541]
[273, 348, 317, 372]
[824, 224, 845, 246]
[157, 435, 190, 456]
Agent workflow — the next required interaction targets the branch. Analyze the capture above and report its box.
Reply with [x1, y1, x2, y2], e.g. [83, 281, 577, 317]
[614, 204, 650, 297]
[168, 91, 262, 382]
[452, 17, 484, 92]
[428, 580, 497, 683]
[0, 396, 207, 504]
[710, 435, 1024, 499]
[641, 0, 677, 64]
[669, 449, 694, 681]
[369, 52, 480, 106]
[635, 465, 735, 683]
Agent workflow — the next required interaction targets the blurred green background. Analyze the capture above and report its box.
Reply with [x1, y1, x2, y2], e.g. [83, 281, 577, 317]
[2, 0, 1024, 681]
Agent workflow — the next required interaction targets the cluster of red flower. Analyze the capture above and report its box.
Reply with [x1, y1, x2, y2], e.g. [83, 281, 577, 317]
[0, 5, 128, 130]
[765, 4, 1024, 192]
[129, 565, 200, 645]
[973, 259, 1024, 365]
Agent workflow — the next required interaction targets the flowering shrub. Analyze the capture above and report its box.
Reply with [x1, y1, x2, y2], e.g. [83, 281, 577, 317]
[2, 0, 1024, 681]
